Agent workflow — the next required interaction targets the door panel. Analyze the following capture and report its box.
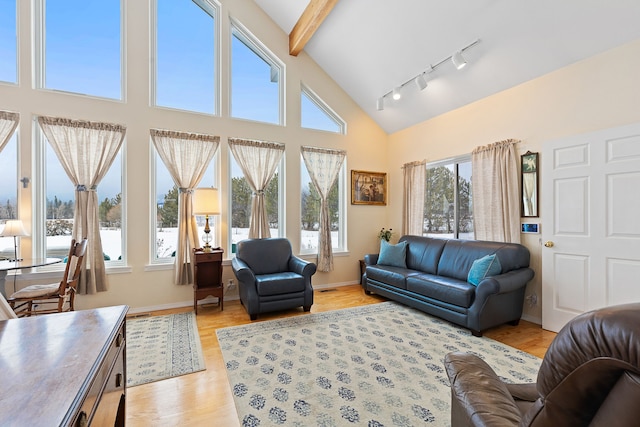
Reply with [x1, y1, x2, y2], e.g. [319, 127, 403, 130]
[542, 123, 640, 332]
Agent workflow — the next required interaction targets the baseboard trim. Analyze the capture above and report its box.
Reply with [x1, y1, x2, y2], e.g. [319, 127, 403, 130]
[521, 313, 542, 325]
[126, 281, 359, 315]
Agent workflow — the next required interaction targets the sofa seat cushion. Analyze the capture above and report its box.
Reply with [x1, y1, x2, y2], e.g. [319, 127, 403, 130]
[256, 272, 305, 296]
[406, 274, 476, 308]
[366, 265, 421, 290]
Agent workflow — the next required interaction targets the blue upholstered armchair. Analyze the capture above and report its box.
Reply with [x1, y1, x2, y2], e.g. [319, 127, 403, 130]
[231, 238, 316, 320]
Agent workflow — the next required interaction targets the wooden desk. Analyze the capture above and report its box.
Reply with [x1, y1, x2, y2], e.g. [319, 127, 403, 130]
[0, 305, 128, 426]
[193, 248, 224, 314]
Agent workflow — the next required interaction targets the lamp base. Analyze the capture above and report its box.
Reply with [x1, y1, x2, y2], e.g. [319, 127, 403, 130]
[202, 244, 213, 253]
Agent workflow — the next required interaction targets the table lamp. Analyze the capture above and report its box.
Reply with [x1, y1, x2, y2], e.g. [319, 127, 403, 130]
[0, 219, 28, 262]
[193, 188, 220, 253]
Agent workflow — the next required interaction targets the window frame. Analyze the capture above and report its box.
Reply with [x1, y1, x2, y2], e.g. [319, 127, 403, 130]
[300, 83, 346, 134]
[228, 153, 285, 255]
[229, 17, 285, 126]
[423, 154, 473, 240]
[150, 143, 219, 265]
[151, 0, 221, 115]
[0, 0, 18, 85]
[34, 0, 126, 100]
[33, 123, 127, 267]
[299, 158, 347, 256]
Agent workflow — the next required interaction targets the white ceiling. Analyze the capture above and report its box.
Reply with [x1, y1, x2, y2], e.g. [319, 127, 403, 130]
[254, 0, 640, 134]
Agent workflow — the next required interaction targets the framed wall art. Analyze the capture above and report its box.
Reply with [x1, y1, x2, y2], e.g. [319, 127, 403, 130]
[521, 151, 539, 217]
[351, 170, 387, 205]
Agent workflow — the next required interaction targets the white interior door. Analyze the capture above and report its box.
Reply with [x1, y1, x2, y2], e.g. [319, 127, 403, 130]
[542, 122, 640, 332]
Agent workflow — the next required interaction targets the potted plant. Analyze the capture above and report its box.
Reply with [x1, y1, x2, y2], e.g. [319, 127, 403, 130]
[378, 228, 393, 242]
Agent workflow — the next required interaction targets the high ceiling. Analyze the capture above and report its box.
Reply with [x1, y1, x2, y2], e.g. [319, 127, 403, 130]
[254, 0, 640, 134]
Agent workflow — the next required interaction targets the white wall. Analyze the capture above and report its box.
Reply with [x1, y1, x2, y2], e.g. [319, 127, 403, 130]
[1, 0, 389, 312]
[387, 40, 640, 322]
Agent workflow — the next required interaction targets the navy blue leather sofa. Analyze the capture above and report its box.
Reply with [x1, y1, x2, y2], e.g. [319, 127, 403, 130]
[363, 235, 534, 336]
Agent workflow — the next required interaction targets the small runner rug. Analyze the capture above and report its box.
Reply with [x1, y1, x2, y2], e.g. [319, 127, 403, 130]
[217, 302, 541, 426]
[126, 311, 205, 387]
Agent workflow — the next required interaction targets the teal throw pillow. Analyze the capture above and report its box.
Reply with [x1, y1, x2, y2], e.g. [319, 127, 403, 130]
[467, 254, 502, 286]
[377, 240, 407, 268]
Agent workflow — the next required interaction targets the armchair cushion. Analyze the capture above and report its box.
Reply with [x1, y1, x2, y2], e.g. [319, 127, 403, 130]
[256, 272, 306, 296]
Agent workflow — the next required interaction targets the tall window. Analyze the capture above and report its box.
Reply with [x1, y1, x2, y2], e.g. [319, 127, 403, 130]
[38, 0, 122, 99]
[0, 0, 17, 84]
[301, 85, 345, 133]
[229, 156, 282, 252]
[230, 20, 283, 124]
[300, 160, 346, 254]
[424, 156, 473, 239]
[39, 132, 125, 262]
[154, 0, 218, 114]
[0, 134, 18, 259]
[153, 148, 216, 261]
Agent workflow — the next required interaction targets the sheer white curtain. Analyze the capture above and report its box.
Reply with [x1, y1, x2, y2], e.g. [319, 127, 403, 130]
[301, 146, 346, 272]
[151, 129, 220, 285]
[0, 111, 19, 153]
[472, 139, 521, 243]
[402, 160, 426, 236]
[0, 111, 19, 319]
[228, 138, 285, 239]
[38, 116, 126, 294]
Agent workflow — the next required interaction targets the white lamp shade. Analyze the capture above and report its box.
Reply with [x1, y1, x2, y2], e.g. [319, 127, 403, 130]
[452, 51, 467, 70]
[0, 219, 28, 237]
[193, 188, 220, 215]
[415, 74, 428, 91]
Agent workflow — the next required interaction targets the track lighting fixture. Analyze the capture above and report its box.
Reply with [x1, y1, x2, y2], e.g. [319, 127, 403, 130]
[376, 39, 480, 110]
[451, 51, 467, 70]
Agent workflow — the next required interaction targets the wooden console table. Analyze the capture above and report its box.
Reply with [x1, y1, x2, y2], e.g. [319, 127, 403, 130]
[0, 305, 128, 426]
[193, 248, 224, 314]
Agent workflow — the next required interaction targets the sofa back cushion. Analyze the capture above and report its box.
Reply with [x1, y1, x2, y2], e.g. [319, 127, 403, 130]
[399, 235, 447, 274]
[437, 239, 530, 281]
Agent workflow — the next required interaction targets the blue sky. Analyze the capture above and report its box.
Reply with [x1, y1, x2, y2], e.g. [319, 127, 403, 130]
[1, 0, 340, 205]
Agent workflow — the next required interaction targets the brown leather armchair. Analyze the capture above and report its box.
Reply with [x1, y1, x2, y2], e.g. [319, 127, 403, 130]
[444, 303, 640, 426]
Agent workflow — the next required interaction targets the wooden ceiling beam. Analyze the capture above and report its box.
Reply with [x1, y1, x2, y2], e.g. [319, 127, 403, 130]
[289, 0, 339, 56]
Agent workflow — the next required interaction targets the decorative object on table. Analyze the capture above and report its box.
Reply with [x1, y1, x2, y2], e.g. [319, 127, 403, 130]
[126, 311, 205, 387]
[192, 187, 220, 252]
[0, 219, 28, 262]
[521, 151, 539, 217]
[351, 170, 387, 205]
[8, 238, 87, 317]
[377, 227, 393, 242]
[217, 302, 540, 426]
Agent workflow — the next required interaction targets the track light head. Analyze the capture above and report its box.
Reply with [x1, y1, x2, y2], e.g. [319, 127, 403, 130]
[414, 74, 427, 91]
[452, 51, 467, 70]
[392, 87, 402, 100]
[376, 97, 384, 111]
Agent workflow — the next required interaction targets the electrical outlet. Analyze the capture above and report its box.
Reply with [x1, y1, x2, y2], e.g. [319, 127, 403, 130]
[227, 279, 236, 290]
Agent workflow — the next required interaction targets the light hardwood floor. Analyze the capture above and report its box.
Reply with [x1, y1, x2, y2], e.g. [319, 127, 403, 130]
[125, 284, 556, 426]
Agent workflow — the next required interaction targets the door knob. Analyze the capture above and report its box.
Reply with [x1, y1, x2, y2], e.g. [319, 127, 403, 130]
[544, 241, 554, 248]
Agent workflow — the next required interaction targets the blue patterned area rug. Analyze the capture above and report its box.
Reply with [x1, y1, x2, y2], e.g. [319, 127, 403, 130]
[126, 311, 205, 387]
[217, 302, 541, 426]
